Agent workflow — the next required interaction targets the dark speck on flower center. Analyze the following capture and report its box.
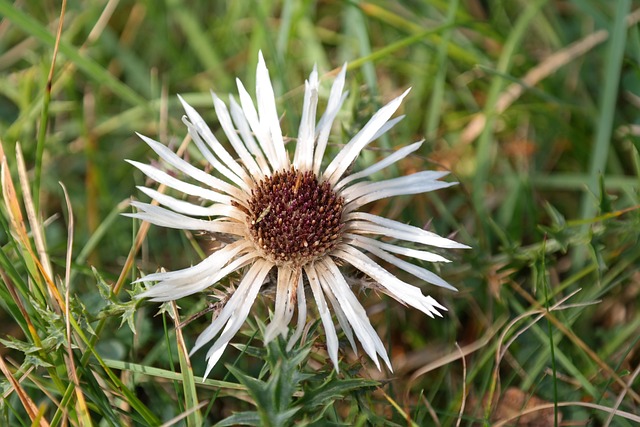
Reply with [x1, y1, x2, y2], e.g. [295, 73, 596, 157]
[245, 168, 344, 266]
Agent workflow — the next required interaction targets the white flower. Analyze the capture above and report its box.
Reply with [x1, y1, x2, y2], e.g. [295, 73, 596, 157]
[128, 51, 469, 378]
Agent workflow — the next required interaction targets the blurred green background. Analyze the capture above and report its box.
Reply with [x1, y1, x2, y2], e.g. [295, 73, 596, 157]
[1, 0, 639, 425]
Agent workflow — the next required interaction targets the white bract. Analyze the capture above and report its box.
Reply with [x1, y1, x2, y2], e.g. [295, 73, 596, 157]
[127, 52, 468, 379]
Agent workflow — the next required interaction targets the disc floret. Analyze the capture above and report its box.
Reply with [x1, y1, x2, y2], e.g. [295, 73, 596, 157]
[247, 168, 344, 266]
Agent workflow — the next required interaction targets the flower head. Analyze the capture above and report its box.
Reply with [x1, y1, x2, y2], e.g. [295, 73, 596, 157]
[128, 52, 468, 378]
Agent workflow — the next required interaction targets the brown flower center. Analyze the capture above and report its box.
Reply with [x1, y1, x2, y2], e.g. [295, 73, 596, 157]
[246, 168, 344, 266]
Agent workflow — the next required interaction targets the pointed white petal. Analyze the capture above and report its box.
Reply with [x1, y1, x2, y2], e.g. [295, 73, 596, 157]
[211, 91, 264, 180]
[293, 66, 318, 171]
[322, 88, 411, 185]
[314, 64, 347, 175]
[347, 212, 470, 249]
[236, 78, 279, 171]
[264, 267, 291, 342]
[345, 237, 456, 291]
[318, 272, 358, 354]
[287, 272, 307, 350]
[203, 321, 233, 379]
[229, 95, 271, 176]
[342, 170, 450, 199]
[141, 251, 257, 301]
[317, 258, 393, 371]
[344, 183, 455, 212]
[123, 211, 228, 233]
[369, 115, 404, 143]
[126, 201, 243, 235]
[190, 260, 273, 356]
[136, 133, 245, 200]
[281, 273, 298, 334]
[136, 240, 249, 284]
[256, 51, 289, 169]
[126, 160, 233, 205]
[342, 172, 455, 211]
[137, 186, 246, 221]
[334, 245, 447, 317]
[198, 260, 272, 376]
[264, 267, 297, 343]
[344, 233, 450, 263]
[144, 275, 217, 302]
[334, 141, 423, 191]
[178, 95, 251, 187]
[304, 263, 340, 371]
[181, 116, 250, 193]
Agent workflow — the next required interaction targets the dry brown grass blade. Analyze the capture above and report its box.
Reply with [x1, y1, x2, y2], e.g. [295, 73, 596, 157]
[86, 0, 121, 45]
[59, 182, 92, 425]
[407, 317, 506, 388]
[1, 153, 31, 251]
[16, 143, 53, 288]
[379, 388, 418, 427]
[0, 266, 42, 354]
[9, 0, 121, 137]
[158, 401, 209, 427]
[454, 343, 467, 427]
[485, 288, 586, 420]
[509, 281, 640, 404]
[45, 0, 65, 92]
[172, 301, 192, 369]
[0, 355, 50, 427]
[604, 361, 640, 427]
[1, 154, 57, 306]
[418, 394, 441, 427]
[0, 146, 47, 350]
[459, 8, 640, 145]
[1, 151, 66, 313]
[0, 140, 64, 307]
[492, 401, 640, 426]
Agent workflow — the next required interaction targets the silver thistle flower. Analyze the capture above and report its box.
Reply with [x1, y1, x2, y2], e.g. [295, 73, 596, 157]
[127, 52, 468, 378]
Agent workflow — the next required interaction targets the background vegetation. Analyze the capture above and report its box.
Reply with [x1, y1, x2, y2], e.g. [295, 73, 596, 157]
[0, 0, 639, 425]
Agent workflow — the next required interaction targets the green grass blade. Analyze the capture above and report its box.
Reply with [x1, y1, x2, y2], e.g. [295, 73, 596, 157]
[472, 0, 547, 223]
[575, 0, 632, 264]
[0, 0, 147, 107]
